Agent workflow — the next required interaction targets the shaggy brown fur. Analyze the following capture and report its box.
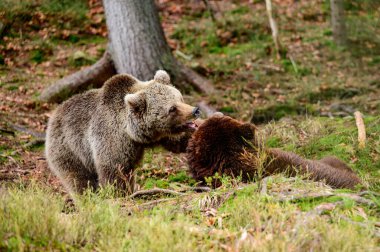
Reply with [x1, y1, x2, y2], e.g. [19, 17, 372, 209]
[186, 115, 361, 189]
[46, 70, 198, 195]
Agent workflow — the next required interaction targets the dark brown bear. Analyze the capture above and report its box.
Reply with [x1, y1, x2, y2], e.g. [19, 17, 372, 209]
[186, 115, 361, 189]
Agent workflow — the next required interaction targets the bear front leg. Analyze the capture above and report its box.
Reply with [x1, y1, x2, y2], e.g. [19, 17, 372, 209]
[160, 132, 193, 153]
[96, 164, 136, 195]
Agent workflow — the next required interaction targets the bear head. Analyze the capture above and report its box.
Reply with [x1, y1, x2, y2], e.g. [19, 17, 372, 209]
[124, 70, 200, 143]
[186, 115, 258, 187]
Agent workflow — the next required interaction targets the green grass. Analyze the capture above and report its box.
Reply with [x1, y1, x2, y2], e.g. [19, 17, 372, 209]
[1, 0, 379, 250]
[262, 116, 380, 191]
[1, 180, 378, 251]
[3, 116, 378, 250]
[0, 0, 88, 24]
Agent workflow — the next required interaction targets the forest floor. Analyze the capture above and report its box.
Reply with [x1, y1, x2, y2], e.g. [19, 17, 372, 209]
[0, 0, 379, 251]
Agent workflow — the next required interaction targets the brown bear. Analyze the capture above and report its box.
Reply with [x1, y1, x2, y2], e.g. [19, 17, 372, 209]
[46, 70, 200, 194]
[186, 114, 361, 189]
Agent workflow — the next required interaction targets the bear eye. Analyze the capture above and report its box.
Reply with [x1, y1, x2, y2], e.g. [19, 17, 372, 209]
[169, 106, 177, 113]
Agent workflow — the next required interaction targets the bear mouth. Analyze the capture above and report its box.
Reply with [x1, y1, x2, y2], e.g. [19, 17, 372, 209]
[172, 120, 203, 134]
[185, 121, 198, 130]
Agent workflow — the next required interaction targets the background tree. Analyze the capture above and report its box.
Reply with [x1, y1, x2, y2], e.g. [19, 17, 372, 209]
[330, 0, 347, 46]
[40, 0, 214, 103]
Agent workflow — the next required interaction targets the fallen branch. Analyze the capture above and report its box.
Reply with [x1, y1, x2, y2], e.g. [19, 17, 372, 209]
[0, 128, 15, 136]
[179, 186, 212, 193]
[39, 51, 116, 103]
[10, 123, 46, 139]
[129, 188, 184, 199]
[277, 192, 334, 202]
[354, 111, 366, 149]
[337, 193, 375, 207]
[277, 191, 375, 207]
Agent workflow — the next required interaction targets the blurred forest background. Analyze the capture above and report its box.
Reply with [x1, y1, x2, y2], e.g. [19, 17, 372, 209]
[0, 0, 379, 251]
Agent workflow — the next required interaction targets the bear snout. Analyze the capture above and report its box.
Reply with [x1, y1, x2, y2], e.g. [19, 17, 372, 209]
[177, 103, 197, 119]
[192, 107, 201, 118]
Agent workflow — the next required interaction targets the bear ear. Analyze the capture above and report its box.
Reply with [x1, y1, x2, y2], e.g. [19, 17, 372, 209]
[239, 123, 256, 140]
[124, 92, 146, 114]
[154, 70, 171, 85]
[211, 112, 224, 118]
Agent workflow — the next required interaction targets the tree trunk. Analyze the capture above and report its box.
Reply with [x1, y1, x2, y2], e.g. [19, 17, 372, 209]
[103, 0, 175, 80]
[40, 0, 215, 103]
[330, 0, 347, 46]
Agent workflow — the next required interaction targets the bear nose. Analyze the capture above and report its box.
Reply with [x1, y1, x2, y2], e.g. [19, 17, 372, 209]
[192, 107, 201, 118]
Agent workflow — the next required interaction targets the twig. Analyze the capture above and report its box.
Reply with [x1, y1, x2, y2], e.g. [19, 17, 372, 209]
[0, 128, 15, 136]
[178, 186, 211, 193]
[202, 0, 216, 22]
[265, 0, 282, 59]
[288, 54, 299, 74]
[260, 177, 270, 196]
[175, 50, 192, 61]
[354, 111, 366, 149]
[10, 123, 46, 139]
[260, 64, 284, 72]
[24, 138, 45, 148]
[129, 188, 184, 199]
[0, 111, 44, 119]
[7, 156, 21, 169]
[358, 191, 380, 198]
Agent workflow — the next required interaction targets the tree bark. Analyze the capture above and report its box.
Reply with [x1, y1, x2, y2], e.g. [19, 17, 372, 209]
[39, 0, 214, 103]
[103, 0, 175, 80]
[330, 0, 347, 46]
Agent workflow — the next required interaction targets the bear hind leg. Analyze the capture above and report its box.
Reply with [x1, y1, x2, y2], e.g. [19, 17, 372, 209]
[48, 154, 98, 194]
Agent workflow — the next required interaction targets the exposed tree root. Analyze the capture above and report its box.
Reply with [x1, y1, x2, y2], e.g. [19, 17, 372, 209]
[39, 52, 216, 103]
[179, 63, 216, 95]
[39, 51, 116, 103]
[197, 100, 217, 118]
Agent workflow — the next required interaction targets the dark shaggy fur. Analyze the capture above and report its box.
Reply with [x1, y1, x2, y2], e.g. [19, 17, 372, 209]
[186, 116, 361, 189]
